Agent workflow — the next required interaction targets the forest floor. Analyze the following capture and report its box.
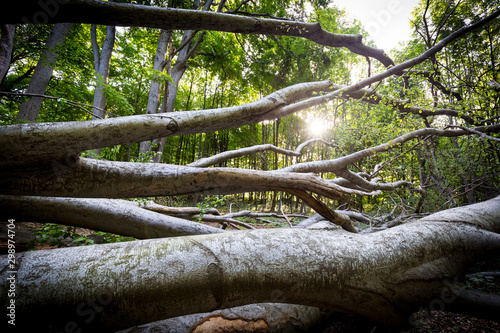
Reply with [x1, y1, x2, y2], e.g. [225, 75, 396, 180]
[1, 220, 499, 333]
[322, 310, 500, 332]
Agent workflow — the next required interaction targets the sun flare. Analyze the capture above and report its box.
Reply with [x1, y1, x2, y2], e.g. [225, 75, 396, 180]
[307, 118, 328, 137]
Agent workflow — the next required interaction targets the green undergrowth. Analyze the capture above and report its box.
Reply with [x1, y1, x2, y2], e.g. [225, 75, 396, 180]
[31, 223, 136, 250]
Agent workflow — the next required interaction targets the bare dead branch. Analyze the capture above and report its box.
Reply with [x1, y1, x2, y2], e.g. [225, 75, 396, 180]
[142, 203, 221, 217]
[446, 125, 500, 142]
[0, 91, 115, 118]
[200, 214, 256, 229]
[403, 70, 462, 100]
[188, 138, 336, 167]
[280, 124, 500, 174]
[0, 157, 369, 201]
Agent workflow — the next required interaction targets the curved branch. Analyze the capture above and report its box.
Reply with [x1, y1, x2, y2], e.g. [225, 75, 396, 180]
[0, 195, 224, 238]
[224, 210, 306, 220]
[143, 203, 221, 217]
[280, 125, 500, 173]
[188, 138, 336, 167]
[200, 215, 256, 230]
[0, 157, 359, 201]
[6, 0, 394, 66]
[331, 84, 476, 124]
[266, 8, 500, 120]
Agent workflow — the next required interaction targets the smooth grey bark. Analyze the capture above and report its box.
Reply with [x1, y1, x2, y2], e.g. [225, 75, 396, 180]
[2, 197, 499, 332]
[91, 24, 115, 120]
[16, 23, 72, 122]
[117, 303, 332, 333]
[2, 7, 498, 169]
[139, 29, 171, 154]
[0, 80, 334, 168]
[0, 24, 16, 85]
[0, 158, 359, 202]
[4, 0, 395, 67]
[0, 195, 223, 238]
[188, 138, 336, 167]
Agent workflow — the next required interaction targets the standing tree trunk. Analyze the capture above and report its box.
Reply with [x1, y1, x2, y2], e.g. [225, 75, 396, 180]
[151, 31, 198, 162]
[91, 24, 115, 120]
[15, 23, 72, 122]
[89, 24, 115, 156]
[146, 0, 227, 163]
[0, 24, 16, 86]
[139, 29, 172, 154]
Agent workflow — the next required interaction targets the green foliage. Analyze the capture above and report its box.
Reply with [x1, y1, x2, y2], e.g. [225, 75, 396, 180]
[127, 197, 155, 204]
[197, 195, 227, 222]
[33, 223, 93, 248]
[32, 223, 135, 249]
[131, 143, 163, 163]
[467, 274, 500, 294]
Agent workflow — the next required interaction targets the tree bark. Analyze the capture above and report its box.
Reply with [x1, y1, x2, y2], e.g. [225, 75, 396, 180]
[0, 195, 223, 238]
[188, 138, 336, 167]
[16, 23, 72, 122]
[4, 0, 395, 66]
[139, 29, 171, 154]
[0, 80, 335, 168]
[117, 303, 332, 333]
[91, 24, 115, 120]
[0, 24, 16, 86]
[2, 197, 499, 332]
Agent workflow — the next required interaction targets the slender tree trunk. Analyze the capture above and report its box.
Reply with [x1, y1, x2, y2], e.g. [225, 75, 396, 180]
[89, 24, 115, 156]
[0, 24, 16, 86]
[139, 29, 171, 154]
[91, 24, 115, 120]
[16, 23, 72, 122]
[149, 0, 226, 163]
[151, 29, 199, 163]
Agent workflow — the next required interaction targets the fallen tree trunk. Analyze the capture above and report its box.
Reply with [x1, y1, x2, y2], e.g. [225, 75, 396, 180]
[117, 303, 333, 333]
[2, 197, 499, 332]
[0, 195, 223, 238]
[3, 0, 394, 67]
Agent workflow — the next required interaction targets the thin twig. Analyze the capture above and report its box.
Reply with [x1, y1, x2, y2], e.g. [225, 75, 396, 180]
[0, 91, 116, 118]
[446, 125, 500, 142]
[280, 205, 292, 227]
